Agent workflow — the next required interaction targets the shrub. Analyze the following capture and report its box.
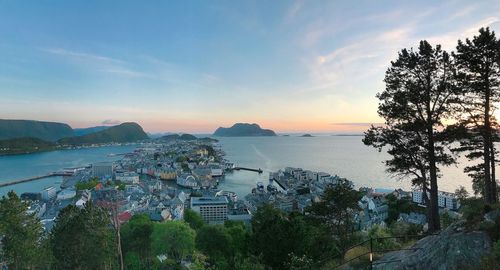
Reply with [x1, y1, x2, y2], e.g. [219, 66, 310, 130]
[460, 198, 485, 226]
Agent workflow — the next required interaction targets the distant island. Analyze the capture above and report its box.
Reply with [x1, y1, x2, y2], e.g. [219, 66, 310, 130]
[213, 123, 276, 137]
[301, 134, 314, 137]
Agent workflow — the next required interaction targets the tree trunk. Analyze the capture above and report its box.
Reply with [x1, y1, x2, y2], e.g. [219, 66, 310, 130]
[483, 80, 493, 204]
[427, 130, 441, 232]
[491, 142, 498, 203]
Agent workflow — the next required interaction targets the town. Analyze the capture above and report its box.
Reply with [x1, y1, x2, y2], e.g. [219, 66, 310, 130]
[19, 138, 462, 234]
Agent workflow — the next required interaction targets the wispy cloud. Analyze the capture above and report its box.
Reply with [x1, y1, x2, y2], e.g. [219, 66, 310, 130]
[100, 68, 149, 78]
[101, 119, 121, 125]
[41, 48, 124, 64]
[42, 47, 150, 78]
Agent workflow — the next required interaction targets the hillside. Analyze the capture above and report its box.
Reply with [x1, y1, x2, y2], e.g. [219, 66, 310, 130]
[0, 137, 57, 155]
[58, 122, 148, 145]
[0, 119, 73, 141]
[213, 123, 276, 137]
[73, 126, 110, 136]
[158, 133, 198, 141]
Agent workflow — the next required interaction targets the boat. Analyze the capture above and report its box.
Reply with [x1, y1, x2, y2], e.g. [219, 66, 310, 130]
[257, 182, 265, 192]
[267, 184, 278, 193]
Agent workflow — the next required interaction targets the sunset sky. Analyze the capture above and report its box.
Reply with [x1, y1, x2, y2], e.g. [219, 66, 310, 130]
[1, 0, 499, 133]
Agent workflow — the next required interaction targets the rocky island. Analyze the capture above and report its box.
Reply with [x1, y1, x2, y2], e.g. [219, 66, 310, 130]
[213, 123, 276, 137]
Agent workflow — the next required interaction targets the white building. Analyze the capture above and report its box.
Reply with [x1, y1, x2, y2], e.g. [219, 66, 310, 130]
[57, 189, 76, 200]
[177, 174, 199, 189]
[412, 190, 460, 210]
[190, 196, 228, 224]
[92, 162, 114, 178]
[41, 186, 57, 201]
[115, 171, 140, 184]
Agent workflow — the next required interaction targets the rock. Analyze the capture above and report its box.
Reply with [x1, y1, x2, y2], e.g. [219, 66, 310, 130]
[373, 221, 492, 270]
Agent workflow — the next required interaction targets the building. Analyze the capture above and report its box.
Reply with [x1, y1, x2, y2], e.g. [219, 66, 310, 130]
[412, 190, 460, 210]
[92, 162, 114, 178]
[56, 189, 76, 200]
[177, 174, 199, 189]
[41, 186, 57, 201]
[115, 171, 140, 184]
[159, 169, 177, 180]
[190, 196, 228, 224]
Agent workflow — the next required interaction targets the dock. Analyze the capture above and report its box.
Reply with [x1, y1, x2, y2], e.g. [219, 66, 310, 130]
[231, 167, 263, 174]
[0, 172, 73, 188]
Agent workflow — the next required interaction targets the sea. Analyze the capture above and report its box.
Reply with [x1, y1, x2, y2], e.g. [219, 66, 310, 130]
[0, 135, 482, 197]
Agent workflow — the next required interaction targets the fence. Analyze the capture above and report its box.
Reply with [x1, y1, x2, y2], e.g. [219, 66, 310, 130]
[308, 233, 437, 269]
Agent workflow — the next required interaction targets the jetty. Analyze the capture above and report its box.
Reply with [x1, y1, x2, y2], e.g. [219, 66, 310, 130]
[231, 167, 263, 174]
[0, 171, 73, 188]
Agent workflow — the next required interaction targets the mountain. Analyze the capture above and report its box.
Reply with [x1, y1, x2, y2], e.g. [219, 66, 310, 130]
[301, 134, 314, 137]
[158, 134, 180, 141]
[0, 119, 73, 141]
[0, 137, 57, 155]
[179, 134, 197, 140]
[213, 123, 276, 137]
[58, 122, 149, 145]
[158, 133, 198, 141]
[73, 126, 110, 136]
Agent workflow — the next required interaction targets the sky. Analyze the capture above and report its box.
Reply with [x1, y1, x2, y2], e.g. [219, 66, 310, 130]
[0, 0, 499, 133]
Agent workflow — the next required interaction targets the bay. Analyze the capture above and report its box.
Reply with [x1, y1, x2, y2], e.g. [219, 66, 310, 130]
[0, 136, 481, 197]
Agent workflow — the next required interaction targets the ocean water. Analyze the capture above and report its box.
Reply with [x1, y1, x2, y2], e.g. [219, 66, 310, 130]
[0, 136, 481, 197]
[0, 145, 137, 196]
[218, 135, 477, 197]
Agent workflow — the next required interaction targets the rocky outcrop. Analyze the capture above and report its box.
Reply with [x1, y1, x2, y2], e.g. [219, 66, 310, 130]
[374, 221, 492, 270]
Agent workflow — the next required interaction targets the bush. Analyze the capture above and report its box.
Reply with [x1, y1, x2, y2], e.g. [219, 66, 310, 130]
[460, 198, 485, 226]
[344, 246, 370, 269]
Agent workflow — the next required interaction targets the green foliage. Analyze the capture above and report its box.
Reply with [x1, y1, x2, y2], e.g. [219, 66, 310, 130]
[196, 225, 233, 262]
[249, 204, 328, 270]
[122, 214, 154, 266]
[151, 221, 195, 262]
[389, 221, 422, 237]
[307, 179, 362, 253]
[224, 220, 249, 255]
[233, 255, 266, 270]
[184, 209, 205, 231]
[493, 240, 500, 263]
[440, 211, 458, 229]
[0, 191, 48, 269]
[51, 203, 117, 270]
[460, 197, 486, 225]
[125, 252, 144, 270]
[75, 178, 99, 190]
[455, 186, 469, 205]
[367, 225, 401, 252]
[385, 194, 422, 225]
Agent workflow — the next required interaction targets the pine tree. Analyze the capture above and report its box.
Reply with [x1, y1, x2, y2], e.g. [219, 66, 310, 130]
[364, 41, 456, 232]
[453, 27, 500, 204]
[0, 191, 46, 269]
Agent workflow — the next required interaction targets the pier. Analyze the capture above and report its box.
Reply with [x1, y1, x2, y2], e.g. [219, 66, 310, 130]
[0, 172, 73, 188]
[231, 167, 263, 174]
